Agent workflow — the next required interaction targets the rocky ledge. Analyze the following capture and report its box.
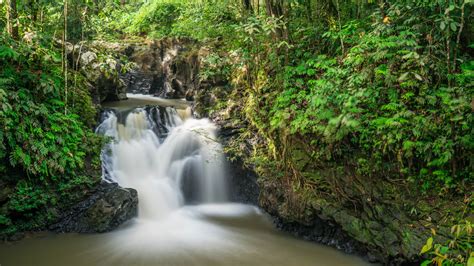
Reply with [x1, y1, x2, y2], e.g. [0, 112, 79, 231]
[50, 181, 138, 233]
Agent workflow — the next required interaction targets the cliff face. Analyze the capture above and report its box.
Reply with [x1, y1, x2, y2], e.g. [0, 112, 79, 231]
[120, 39, 200, 100]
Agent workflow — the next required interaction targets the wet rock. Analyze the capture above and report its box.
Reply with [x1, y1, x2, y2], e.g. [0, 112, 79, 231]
[50, 181, 138, 233]
[71, 39, 224, 104]
[94, 73, 128, 103]
[257, 180, 376, 262]
[214, 117, 259, 205]
[227, 157, 259, 205]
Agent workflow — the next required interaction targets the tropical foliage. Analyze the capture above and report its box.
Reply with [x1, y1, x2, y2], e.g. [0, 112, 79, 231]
[0, 3, 102, 235]
[0, 0, 472, 263]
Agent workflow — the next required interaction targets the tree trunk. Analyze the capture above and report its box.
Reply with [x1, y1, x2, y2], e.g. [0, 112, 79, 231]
[28, 0, 38, 22]
[63, 0, 68, 114]
[264, 0, 290, 63]
[265, 0, 285, 39]
[243, 0, 253, 12]
[6, 0, 19, 40]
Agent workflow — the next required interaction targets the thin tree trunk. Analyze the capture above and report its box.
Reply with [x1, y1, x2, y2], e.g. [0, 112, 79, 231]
[6, 0, 11, 36]
[445, 0, 451, 87]
[6, 0, 19, 39]
[453, 0, 466, 72]
[306, 0, 312, 22]
[335, 0, 345, 55]
[29, 0, 38, 22]
[243, 0, 253, 12]
[64, 0, 68, 114]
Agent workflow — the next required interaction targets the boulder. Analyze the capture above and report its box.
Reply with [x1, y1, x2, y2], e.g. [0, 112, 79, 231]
[80, 51, 97, 66]
[66, 41, 128, 104]
[50, 181, 138, 233]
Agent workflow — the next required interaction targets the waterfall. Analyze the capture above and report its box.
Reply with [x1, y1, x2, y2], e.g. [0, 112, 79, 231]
[0, 96, 368, 266]
[96, 106, 228, 220]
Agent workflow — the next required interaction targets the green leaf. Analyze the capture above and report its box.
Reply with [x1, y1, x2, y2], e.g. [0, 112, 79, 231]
[439, 246, 449, 254]
[399, 72, 409, 81]
[403, 140, 415, 150]
[420, 237, 433, 254]
[420, 260, 431, 266]
[440, 22, 446, 31]
[414, 73, 423, 81]
[467, 253, 474, 266]
[0, 46, 18, 60]
[450, 22, 457, 32]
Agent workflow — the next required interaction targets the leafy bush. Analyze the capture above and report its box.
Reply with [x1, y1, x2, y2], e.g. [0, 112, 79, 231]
[127, 2, 182, 38]
[270, 26, 473, 190]
[0, 33, 102, 235]
[420, 220, 473, 266]
[171, 1, 239, 41]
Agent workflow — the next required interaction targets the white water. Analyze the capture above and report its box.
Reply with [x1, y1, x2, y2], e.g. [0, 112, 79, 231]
[96, 106, 227, 219]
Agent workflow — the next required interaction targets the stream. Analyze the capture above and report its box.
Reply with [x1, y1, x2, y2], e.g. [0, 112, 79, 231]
[0, 94, 368, 266]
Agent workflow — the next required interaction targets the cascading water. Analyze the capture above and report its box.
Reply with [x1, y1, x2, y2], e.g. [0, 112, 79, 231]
[92, 103, 261, 258]
[0, 95, 368, 266]
[96, 106, 228, 220]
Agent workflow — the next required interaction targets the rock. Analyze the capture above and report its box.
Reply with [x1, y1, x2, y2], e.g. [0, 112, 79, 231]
[68, 39, 220, 104]
[227, 157, 259, 205]
[95, 74, 128, 102]
[64, 41, 128, 104]
[214, 118, 259, 205]
[80, 51, 97, 66]
[50, 181, 138, 233]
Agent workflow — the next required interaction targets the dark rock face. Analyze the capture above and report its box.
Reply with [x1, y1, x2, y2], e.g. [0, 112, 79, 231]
[94, 72, 128, 103]
[272, 216, 372, 260]
[258, 180, 376, 262]
[227, 158, 259, 205]
[215, 119, 259, 205]
[214, 118, 384, 263]
[120, 39, 200, 100]
[50, 181, 138, 233]
[73, 39, 218, 104]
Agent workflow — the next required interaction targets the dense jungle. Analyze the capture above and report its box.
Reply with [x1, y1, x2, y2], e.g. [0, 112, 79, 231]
[0, 0, 472, 265]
